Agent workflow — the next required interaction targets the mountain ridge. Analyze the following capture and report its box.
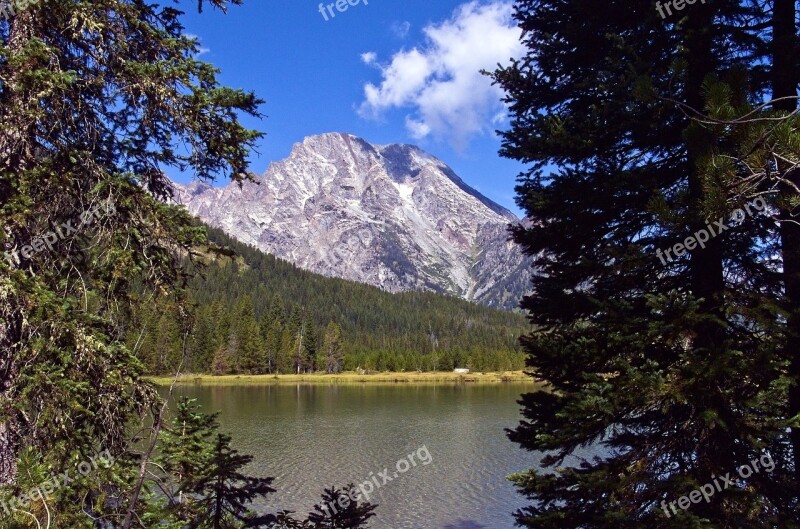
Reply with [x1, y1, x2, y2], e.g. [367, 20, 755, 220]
[174, 132, 531, 309]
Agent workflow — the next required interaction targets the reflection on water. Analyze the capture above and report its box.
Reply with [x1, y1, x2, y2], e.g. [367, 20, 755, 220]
[170, 383, 542, 529]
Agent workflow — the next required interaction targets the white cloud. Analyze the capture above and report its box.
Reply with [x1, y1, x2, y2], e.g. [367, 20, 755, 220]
[361, 52, 377, 65]
[358, 1, 523, 150]
[491, 110, 507, 125]
[390, 20, 411, 39]
[405, 117, 431, 139]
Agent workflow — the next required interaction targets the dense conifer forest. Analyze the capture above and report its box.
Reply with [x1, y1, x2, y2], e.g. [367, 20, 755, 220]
[5, 0, 800, 526]
[126, 226, 528, 375]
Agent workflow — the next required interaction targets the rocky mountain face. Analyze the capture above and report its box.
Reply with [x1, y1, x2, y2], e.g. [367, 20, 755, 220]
[174, 133, 531, 309]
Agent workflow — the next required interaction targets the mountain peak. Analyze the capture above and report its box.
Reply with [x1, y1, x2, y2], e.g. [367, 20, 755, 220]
[174, 133, 530, 308]
[290, 133, 515, 220]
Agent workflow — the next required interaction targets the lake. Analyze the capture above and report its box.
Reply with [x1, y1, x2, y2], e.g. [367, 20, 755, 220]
[171, 383, 543, 529]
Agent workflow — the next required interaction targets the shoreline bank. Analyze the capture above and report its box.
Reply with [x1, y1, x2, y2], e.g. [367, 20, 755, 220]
[147, 371, 538, 386]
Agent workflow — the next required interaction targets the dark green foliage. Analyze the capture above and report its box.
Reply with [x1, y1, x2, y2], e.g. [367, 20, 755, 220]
[273, 485, 376, 529]
[156, 398, 379, 529]
[232, 296, 266, 374]
[494, 0, 799, 527]
[0, 0, 263, 524]
[188, 433, 276, 528]
[322, 322, 345, 374]
[127, 226, 528, 375]
[158, 398, 277, 528]
[0, 0, 390, 526]
[305, 486, 377, 528]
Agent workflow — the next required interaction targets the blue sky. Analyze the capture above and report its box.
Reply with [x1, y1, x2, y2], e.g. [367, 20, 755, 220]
[175, 0, 526, 215]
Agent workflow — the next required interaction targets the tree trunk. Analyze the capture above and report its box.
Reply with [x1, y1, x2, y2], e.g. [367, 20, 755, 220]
[296, 326, 303, 375]
[773, 0, 800, 479]
[0, 8, 41, 487]
[0, 288, 21, 485]
[683, 3, 734, 520]
[0, 408, 16, 486]
[214, 473, 223, 529]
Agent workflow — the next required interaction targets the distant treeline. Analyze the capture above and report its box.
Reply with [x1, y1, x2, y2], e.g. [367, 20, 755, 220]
[126, 226, 529, 375]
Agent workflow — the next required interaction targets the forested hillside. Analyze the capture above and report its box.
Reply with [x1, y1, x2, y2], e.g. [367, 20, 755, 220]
[127, 226, 529, 375]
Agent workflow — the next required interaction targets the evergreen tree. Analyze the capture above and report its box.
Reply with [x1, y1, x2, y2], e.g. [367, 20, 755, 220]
[695, 76, 800, 515]
[493, 0, 797, 527]
[133, 303, 163, 374]
[305, 486, 377, 528]
[304, 318, 318, 372]
[272, 486, 376, 529]
[212, 344, 231, 376]
[226, 329, 241, 374]
[215, 301, 234, 356]
[158, 398, 277, 529]
[281, 306, 309, 374]
[266, 295, 286, 327]
[155, 312, 184, 374]
[766, 0, 800, 484]
[192, 306, 219, 373]
[264, 320, 283, 375]
[0, 0, 260, 521]
[322, 322, 344, 374]
[234, 296, 264, 374]
[195, 434, 276, 529]
[278, 306, 302, 374]
[158, 398, 219, 522]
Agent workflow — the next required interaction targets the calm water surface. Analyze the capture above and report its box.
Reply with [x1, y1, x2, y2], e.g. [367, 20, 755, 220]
[172, 384, 542, 529]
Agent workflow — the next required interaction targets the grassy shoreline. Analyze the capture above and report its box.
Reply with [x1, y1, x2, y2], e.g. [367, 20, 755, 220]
[147, 371, 537, 386]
